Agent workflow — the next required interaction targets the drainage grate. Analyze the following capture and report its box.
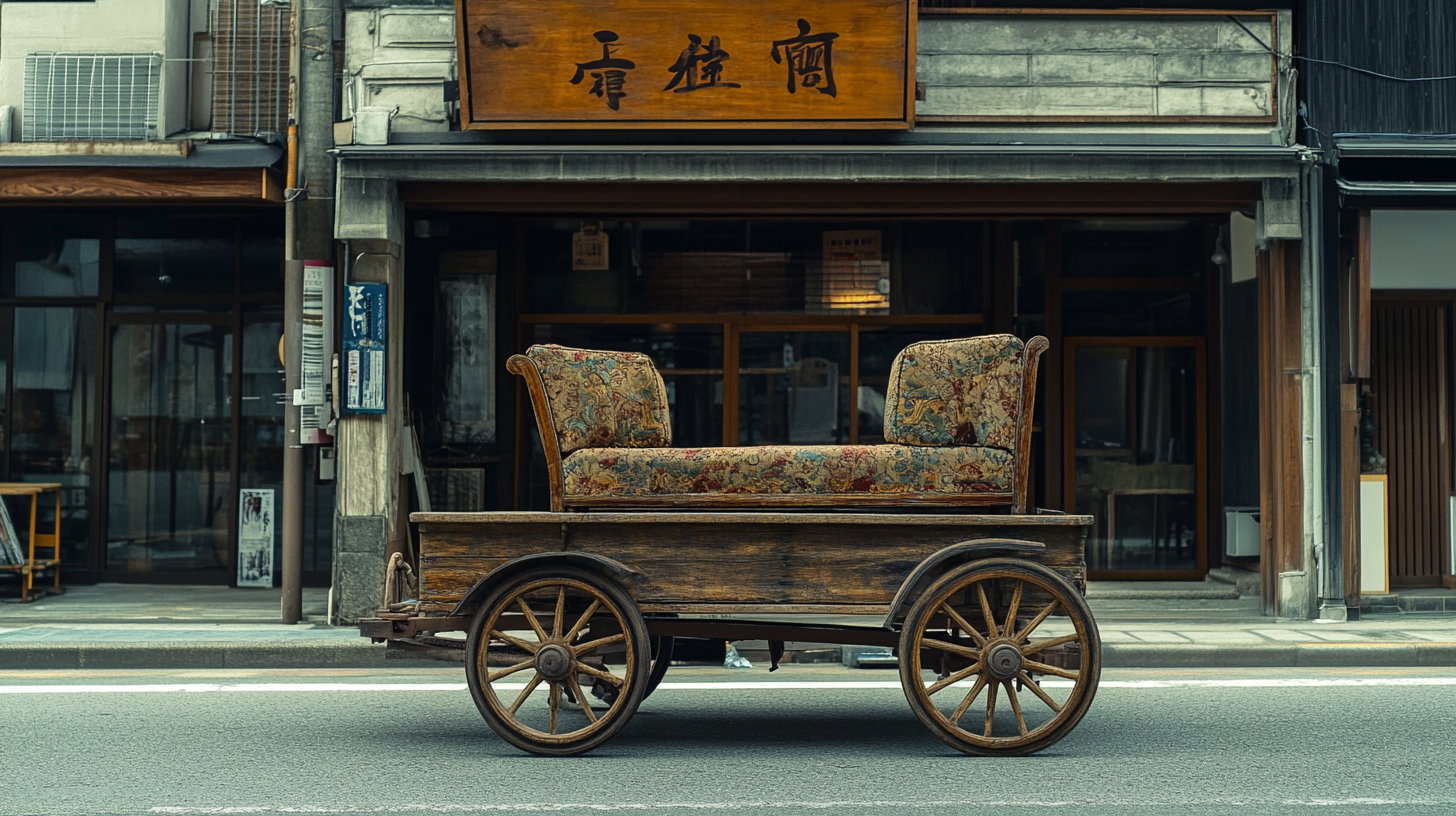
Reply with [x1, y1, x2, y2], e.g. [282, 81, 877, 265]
[22, 52, 162, 141]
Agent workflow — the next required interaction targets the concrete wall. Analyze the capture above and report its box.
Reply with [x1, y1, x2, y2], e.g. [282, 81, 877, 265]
[918, 14, 1279, 120]
[0, 0, 196, 139]
[343, 7, 456, 133]
[342, 6, 1287, 137]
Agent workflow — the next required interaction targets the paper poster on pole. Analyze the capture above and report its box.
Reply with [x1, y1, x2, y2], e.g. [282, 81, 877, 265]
[343, 283, 387, 414]
[300, 262, 335, 443]
[237, 489, 275, 588]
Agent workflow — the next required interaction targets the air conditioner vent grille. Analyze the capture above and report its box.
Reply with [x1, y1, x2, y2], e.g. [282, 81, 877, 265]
[22, 53, 162, 142]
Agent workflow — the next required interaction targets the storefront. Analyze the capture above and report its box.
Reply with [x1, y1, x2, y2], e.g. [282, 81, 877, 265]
[0, 208, 332, 586]
[329, 4, 1320, 621]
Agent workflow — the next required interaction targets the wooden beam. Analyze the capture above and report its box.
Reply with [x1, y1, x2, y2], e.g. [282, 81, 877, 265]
[1356, 210, 1372, 379]
[0, 167, 280, 203]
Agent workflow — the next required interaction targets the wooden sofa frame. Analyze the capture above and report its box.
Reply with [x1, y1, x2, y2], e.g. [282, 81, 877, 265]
[508, 335, 1048, 514]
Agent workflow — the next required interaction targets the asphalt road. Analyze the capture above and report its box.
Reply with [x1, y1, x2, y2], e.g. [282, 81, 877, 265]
[3, 664, 1454, 816]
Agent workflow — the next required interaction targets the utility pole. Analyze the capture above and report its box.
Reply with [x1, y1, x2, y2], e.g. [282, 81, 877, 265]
[281, 0, 337, 624]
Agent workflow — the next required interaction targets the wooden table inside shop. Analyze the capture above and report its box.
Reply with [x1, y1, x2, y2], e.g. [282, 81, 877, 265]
[0, 482, 63, 601]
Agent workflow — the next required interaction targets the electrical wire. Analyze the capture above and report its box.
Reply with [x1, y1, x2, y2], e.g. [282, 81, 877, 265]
[1295, 55, 1456, 83]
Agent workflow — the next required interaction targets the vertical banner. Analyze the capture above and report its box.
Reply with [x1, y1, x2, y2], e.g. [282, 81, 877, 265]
[300, 262, 335, 443]
[237, 489, 276, 588]
[343, 282, 388, 414]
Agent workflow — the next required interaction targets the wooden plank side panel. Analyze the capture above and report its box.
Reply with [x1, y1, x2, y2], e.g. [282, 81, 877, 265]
[1371, 303, 1449, 587]
[417, 515, 1086, 611]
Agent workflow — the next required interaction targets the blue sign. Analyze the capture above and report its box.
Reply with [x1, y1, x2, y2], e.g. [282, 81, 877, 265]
[343, 283, 387, 414]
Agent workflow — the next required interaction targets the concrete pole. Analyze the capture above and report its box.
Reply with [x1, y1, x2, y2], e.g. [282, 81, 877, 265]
[282, 261, 305, 624]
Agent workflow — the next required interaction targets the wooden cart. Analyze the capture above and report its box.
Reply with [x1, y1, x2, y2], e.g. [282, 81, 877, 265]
[365, 509, 1099, 757]
[361, 336, 1100, 757]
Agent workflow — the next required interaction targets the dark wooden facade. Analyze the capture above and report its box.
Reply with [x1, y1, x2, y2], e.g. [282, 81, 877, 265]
[1301, 0, 1456, 136]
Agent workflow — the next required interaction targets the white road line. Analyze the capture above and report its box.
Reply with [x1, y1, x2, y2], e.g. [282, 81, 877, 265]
[144, 798, 1446, 813]
[4, 677, 1456, 694]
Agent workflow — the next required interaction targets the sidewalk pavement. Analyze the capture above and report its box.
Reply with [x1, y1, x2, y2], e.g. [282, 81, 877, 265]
[2, 583, 1455, 671]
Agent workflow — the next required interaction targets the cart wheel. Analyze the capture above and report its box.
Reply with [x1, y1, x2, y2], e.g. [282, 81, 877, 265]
[898, 558, 1100, 756]
[644, 636, 675, 699]
[465, 566, 650, 756]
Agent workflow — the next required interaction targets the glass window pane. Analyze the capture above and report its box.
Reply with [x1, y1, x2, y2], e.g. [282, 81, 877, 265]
[236, 308, 335, 580]
[514, 219, 982, 316]
[738, 331, 849, 445]
[107, 324, 233, 573]
[8, 307, 96, 567]
[433, 254, 497, 451]
[1062, 291, 1205, 337]
[12, 217, 100, 297]
[521, 220, 627, 314]
[240, 217, 284, 295]
[115, 217, 236, 295]
[1061, 221, 1208, 278]
[1073, 344, 1199, 572]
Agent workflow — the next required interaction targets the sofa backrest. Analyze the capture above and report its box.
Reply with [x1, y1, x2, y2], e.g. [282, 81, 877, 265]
[524, 344, 672, 455]
[883, 335, 1027, 452]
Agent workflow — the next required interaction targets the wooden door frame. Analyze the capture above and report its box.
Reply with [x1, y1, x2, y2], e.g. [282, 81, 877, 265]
[1063, 335, 1209, 581]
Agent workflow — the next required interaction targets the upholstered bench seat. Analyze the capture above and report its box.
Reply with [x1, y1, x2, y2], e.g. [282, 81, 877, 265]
[562, 443, 1013, 501]
[509, 334, 1048, 511]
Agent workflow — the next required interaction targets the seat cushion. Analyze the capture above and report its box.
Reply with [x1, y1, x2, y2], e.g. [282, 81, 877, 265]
[525, 344, 671, 455]
[561, 444, 1013, 500]
[883, 335, 1026, 451]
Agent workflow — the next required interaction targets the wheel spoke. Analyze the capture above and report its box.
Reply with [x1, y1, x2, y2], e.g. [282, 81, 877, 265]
[1004, 581, 1024, 638]
[553, 587, 566, 639]
[976, 583, 999, 639]
[941, 604, 987, 648]
[1021, 633, 1080, 656]
[948, 674, 989, 724]
[983, 679, 998, 737]
[920, 637, 981, 661]
[485, 658, 536, 683]
[507, 672, 544, 715]
[490, 629, 541, 654]
[1023, 659, 1080, 681]
[573, 632, 626, 656]
[564, 599, 600, 643]
[515, 598, 549, 643]
[567, 677, 597, 723]
[548, 683, 560, 735]
[1004, 680, 1028, 736]
[926, 661, 982, 696]
[1015, 600, 1060, 643]
[1017, 670, 1063, 713]
[576, 662, 625, 688]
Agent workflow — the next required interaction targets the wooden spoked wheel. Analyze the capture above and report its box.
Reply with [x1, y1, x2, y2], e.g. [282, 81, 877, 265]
[465, 566, 650, 756]
[898, 558, 1101, 756]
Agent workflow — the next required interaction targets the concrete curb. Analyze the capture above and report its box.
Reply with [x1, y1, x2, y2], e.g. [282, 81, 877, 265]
[3, 639, 1455, 670]
[0, 641, 428, 670]
[1102, 642, 1456, 669]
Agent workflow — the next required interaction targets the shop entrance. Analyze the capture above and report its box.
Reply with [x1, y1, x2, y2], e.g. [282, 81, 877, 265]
[1370, 300, 1452, 587]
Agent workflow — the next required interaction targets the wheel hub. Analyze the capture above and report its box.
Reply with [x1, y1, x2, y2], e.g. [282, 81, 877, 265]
[985, 641, 1023, 680]
[535, 644, 573, 681]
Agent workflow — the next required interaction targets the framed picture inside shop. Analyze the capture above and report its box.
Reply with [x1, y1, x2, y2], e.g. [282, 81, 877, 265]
[454, 0, 916, 129]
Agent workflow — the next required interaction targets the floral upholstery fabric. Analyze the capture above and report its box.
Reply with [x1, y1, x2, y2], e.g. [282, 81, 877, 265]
[883, 335, 1025, 452]
[562, 444, 1013, 499]
[526, 344, 671, 456]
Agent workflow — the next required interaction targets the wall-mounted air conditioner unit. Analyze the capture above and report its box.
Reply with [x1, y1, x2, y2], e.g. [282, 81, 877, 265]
[22, 53, 162, 141]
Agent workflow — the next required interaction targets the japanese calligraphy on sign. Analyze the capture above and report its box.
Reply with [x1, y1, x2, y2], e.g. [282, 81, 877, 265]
[455, 0, 914, 129]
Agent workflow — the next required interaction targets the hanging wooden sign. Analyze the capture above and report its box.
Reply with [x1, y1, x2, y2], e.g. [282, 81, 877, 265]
[455, 0, 915, 129]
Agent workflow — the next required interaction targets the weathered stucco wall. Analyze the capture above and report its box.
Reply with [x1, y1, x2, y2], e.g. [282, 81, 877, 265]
[917, 14, 1279, 120]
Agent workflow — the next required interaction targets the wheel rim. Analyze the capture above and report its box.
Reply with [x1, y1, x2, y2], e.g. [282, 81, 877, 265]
[904, 563, 1097, 752]
[476, 576, 639, 743]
